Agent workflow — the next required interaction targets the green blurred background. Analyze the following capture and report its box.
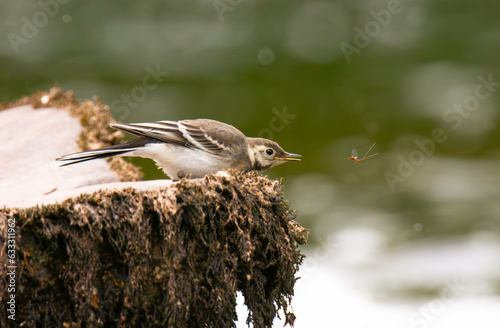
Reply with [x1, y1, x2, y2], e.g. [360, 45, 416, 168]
[2, 0, 500, 326]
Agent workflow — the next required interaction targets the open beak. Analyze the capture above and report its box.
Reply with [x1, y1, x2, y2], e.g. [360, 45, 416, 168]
[276, 152, 302, 162]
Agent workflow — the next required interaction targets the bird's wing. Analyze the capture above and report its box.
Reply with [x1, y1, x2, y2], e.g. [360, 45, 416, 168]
[110, 122, 187, 146]
[111, 119, 246, 155]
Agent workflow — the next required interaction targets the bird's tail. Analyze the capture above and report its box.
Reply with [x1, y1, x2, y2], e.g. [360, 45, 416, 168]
[56, 138, 149, 166]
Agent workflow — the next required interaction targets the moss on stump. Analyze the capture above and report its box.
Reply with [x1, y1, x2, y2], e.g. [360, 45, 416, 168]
[0, 170, 308, 327]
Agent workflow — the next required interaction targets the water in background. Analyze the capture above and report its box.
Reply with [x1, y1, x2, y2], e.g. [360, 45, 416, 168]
[2, 0, 500, 326]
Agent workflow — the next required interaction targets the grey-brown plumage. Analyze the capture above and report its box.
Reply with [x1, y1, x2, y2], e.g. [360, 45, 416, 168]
[57, 119, 301, 180]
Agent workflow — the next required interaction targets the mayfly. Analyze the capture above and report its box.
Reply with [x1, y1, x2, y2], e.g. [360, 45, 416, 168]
[346, 143, 378, 162]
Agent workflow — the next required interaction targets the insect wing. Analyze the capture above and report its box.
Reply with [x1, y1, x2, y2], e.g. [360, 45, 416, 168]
[351, 149, 358, 159]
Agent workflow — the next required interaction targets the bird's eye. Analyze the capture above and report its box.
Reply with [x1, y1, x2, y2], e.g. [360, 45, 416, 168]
[266, 148, 274, 156]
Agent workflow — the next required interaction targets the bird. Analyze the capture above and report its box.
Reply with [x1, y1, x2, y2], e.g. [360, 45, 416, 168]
[57, 119, 301, 180]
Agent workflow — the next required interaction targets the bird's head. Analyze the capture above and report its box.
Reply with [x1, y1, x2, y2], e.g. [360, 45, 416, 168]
[247, 138, 301, 172]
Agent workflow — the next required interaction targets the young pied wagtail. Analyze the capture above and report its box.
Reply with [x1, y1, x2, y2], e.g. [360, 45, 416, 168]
[57, 119, 301, 180]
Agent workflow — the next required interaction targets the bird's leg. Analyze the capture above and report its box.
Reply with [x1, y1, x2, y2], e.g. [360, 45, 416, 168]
[176, 170, 192, 180]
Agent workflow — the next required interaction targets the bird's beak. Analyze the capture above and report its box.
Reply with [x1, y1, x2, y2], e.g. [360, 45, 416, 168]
[276, 153, 302, 161]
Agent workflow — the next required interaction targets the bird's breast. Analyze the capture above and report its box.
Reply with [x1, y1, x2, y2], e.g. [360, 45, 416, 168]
[132, 143, 233, 179]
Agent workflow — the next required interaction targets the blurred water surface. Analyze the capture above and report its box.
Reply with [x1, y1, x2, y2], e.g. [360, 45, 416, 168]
[2, 0, 500, 326]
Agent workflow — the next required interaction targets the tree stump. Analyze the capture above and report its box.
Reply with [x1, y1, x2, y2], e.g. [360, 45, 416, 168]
[0, 88, 308, 327]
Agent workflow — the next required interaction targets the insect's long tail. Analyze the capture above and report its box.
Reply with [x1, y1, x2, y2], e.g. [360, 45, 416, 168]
[361, 143, 378, 159]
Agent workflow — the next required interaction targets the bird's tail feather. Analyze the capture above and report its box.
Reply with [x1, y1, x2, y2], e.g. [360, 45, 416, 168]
[56, 137, 149, 166]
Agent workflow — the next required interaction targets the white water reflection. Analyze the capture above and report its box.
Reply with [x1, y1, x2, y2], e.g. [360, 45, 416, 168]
[237, 156, 500, 327]
[288, 232, 500, 328]
[236, 230, 500, 327]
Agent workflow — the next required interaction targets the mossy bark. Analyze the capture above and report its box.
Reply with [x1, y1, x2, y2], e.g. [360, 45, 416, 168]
[0, 171, 307, 327]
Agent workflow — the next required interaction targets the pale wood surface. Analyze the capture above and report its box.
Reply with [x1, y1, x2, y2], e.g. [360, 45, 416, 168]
[0, 105, 172, 208]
